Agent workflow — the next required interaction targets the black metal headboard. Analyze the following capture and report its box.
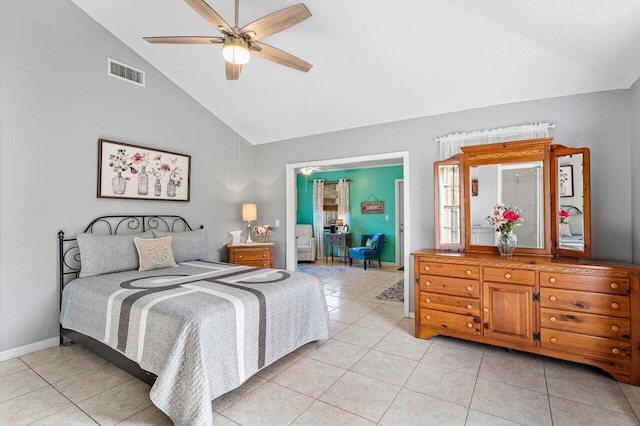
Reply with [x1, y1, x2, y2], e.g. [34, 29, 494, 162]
[58, 215, 195, 288]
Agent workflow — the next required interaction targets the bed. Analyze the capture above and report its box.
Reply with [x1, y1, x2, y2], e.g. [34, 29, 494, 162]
[58, 215, 330, 426]
[558, 205, 585, 249]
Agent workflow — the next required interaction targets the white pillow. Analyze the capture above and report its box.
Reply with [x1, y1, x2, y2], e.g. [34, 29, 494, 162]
[134, 236, 178, 271]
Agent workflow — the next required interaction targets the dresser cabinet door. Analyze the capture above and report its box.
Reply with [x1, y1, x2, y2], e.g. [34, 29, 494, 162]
[483, 282, 534, 346]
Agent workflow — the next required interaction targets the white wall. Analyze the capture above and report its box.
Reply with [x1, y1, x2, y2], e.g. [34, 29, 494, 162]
[0, 0, 254, 353]
[632, 76, 640, 265]
[254, 90, 634, 270]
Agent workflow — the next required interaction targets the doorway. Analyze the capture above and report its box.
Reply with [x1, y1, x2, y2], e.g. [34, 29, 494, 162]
[285, 152, 411, 317]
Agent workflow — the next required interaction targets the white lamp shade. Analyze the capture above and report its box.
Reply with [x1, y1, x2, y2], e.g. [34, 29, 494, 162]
[223, 38, 251, 65]
[242, 204, 257, 221]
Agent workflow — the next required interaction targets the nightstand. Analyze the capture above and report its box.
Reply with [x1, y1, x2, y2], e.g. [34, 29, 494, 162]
[227, 243, 274, 268]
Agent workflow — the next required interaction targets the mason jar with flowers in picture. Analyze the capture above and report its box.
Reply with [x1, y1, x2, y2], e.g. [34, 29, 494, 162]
[486, 203, 524, 257]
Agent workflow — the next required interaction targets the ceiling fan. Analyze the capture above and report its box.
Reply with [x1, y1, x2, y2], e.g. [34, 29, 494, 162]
[144, 0, 313, 80]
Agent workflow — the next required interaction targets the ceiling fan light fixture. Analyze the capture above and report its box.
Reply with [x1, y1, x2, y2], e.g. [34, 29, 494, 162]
[223, 37, 250, 65]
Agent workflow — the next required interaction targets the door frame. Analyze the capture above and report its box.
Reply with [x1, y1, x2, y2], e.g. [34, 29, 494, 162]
[285, 151, 411, 317]
[395, 179, 404, 268]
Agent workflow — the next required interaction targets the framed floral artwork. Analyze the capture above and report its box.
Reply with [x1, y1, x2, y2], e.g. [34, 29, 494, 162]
[558, 165, 574, 197]
[97, 139, 191, 201]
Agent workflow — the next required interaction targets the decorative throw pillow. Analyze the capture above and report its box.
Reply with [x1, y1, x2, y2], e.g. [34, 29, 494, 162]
[77, 231, 153, 278]
[365, 238, 376, 249]
[134, 237, 178, 271]
[151, 229, 208, 263]
[559, 222, 572, 237]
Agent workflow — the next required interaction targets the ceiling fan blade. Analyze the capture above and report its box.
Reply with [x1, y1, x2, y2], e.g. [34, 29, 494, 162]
[144, 36, 224, 44]
[225, 62, 242, 80]
[184, 0, 234, 35]
[252, 42, 312, 72]
[239, 4, 311, 41]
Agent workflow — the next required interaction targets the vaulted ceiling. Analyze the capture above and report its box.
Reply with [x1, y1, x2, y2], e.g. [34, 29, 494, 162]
[70, 0, 640, 145]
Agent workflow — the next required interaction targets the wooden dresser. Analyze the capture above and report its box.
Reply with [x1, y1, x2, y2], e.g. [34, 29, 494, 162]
[227, 243, 274, 268]
[413, 249, 640, 385]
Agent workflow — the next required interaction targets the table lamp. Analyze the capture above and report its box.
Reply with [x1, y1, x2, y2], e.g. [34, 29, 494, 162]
[242, 203, 257, 243]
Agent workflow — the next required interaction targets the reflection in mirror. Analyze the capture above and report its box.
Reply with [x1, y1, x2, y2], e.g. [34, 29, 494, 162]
[557, 153, 584, 251]
[469, 162, 544, 249]
[437, 164, 461, 245]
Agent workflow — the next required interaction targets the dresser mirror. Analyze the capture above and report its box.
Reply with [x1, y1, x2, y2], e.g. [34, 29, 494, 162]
[468, 161, 545, 249]
[551, 145, 591, 258]
[434, 137, 592, 258]
[434, 154, 464, 250]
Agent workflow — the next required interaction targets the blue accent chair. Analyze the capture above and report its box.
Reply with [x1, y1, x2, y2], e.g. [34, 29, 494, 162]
[348, 233, 386, 270]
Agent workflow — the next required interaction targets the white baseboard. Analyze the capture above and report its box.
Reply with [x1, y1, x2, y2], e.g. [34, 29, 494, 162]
[0, 337, 59, 363]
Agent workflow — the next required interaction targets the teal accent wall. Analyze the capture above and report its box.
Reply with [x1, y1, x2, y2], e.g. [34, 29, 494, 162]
[296, 166, 404, 263]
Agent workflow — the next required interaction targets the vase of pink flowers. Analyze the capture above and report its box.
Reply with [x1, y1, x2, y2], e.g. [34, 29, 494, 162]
[253, 225, 272, 243]
[486, 204, 524, 257]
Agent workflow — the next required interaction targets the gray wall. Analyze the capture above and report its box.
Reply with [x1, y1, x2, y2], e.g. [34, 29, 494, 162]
[632, 76, 640, 265]
[255, 90, 635, 269]
[0, 0, 253, 353]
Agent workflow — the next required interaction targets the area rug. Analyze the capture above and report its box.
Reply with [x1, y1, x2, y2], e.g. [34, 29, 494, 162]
[297, 264, 352, 277]
[376, 279, 404, 302]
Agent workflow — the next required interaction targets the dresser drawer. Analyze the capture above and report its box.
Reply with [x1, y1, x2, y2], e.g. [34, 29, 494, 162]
[419, 292, 480, 316]
[420, 309, 481, 335]
[232, 250, 271, 262]
[235, 260, 271, 268]
[540, 308, 631, 341]
[540, 328, 631, 362]
[419, 275, 480, 298]
[540, 272, 629, 295]
[540, 288, 629, 317]
[418, 261, 479, 279]
[484, 267, 535, 285]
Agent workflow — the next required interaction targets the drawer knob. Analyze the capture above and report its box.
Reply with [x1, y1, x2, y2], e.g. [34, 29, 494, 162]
[611, 282, 619, 289]
[549, 295, 557, 302]
[550, 337, 557, 343]
[504, 273, 512, 279]
[466, 304, 473, 310]
[238, 255, 243, 259]
[612, 302, 620, 309]
[426, 315, 432, 320]
[425, 266, 431, 271]
[426, 281, 431, 286]
[263, 254, 267, 258]
[549, 277, 557, 283]
[465, 269, 472, 275]
[466, 285, 473, 291]
[611, 325, 620, 332]
[483, 307, 489, 313]
[466, 322, 473, 328]
[425, 298, 431, 303]
[549, 316, 557, 322]
[612, 348, 621, 355]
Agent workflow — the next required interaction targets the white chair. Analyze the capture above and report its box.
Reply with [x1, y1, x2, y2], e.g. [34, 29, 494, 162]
[296, 224, 316, 262]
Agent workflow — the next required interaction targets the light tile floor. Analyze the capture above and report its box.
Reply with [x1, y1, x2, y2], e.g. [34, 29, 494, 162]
[2, 262, 640, 425]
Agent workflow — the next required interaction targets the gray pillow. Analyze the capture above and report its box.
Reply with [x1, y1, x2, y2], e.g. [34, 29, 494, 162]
[77, 231, 153, 278]
[151, 229, 208, 263]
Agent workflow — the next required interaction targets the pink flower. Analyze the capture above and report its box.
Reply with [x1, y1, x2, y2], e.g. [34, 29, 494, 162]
[503, 211, 520, 222]
[130, 152, 146, 165]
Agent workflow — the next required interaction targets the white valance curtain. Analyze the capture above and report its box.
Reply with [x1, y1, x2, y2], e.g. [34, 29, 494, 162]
[437, 123, 553, 160]
[312, 180, 324, 259]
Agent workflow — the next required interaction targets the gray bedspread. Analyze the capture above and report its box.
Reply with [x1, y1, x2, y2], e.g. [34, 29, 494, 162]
[60, 261, 331, 425]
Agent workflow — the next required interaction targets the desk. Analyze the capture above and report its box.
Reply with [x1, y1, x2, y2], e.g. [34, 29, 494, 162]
[324, 233, 351, 264]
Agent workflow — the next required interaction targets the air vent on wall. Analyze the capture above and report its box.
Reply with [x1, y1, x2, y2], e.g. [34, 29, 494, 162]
[107, 58, 145, 87]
